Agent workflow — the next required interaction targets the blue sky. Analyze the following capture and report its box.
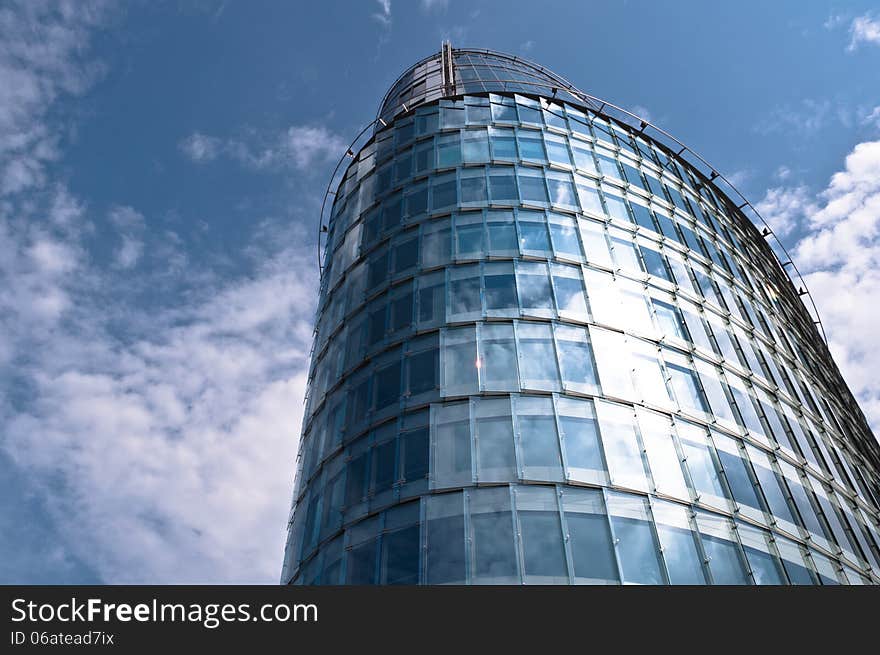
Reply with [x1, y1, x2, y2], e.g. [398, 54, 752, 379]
[2, 0, 880, 584]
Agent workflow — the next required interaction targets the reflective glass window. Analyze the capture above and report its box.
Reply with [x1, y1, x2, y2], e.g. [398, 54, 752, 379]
[517, 486, 568, 582]
[519, 168, 550, 204]
[517, 261, 555, 317]
[425, 492, 466, 584]
[596, 401, 650, 492]
[474, 397, 516, 482]
[462, 129, 490, 163]
[516, 321, 561, 391]
[562, 487, 618, 583]
[557, 396, 606, 482]
[695, 511, 751, 585]
[441, 325, 478, 396]
[554, 324, 599, 394]
[551, 264, 588, 322]
[517, 210, 551, 254]
[486, 210, 518, 254]
[607, 492, 666, 584]
[652, 499, 708, 584]
[488, 165, 518, 203]
[483, 261, 518, 317]
[469, 486, 519, 583]
[478, 323, 518, 391]
[516, 395, 563, 481]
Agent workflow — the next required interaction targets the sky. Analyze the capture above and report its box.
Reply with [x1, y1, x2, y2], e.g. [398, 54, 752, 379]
[1, 0, 879, 584]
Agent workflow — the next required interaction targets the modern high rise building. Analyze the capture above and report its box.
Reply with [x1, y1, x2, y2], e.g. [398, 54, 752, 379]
[281, 45, 880, 585]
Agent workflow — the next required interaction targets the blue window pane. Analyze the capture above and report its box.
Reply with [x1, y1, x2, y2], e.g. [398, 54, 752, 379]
[425, 496, 465, 584]
[408, 348, 437, 395]
[560, 412, 605, 473]
[567, 512, 618, 582]
[518, 131, 546, 160]
[472, 513, 517, 581]
[744, 545, 786, 585]
[403, 427, 429, 480]
[518, 214, 551, 253]
[611, 516, 665, 584]
[640, 246, 671, 281]
[519, 172, 549, 203]
[520, 511, 568, 578]
[489, 167, 518, 202]
[382, 525, 420, 584]
[519, 414, 562, 472]
[657, 524, 708, 584]
[484, 273, 518, 311]
[374, 361, 401, 410]
[347, 538, 377, 584]
[701, 534, 750, 585]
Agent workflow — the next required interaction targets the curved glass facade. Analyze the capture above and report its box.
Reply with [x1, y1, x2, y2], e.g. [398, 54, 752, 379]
[282, 48, 880, 585]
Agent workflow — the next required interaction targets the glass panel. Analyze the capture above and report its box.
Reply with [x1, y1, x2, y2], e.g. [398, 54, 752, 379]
[596, 400, 649, 492]
[460, 167, 488, 205]
[462, 129, 489, 163]
[737, 521, 787, 585]
[517, 210, 551, 254]
[775, 534, 818, 585]
[562, 487, 618, 584]
[578, 217, 613, 268]
[607, 491, 666, 584]
[516, 321, 561, 391]
[713, 431, 765, 516]
[486, 210, 518, 255]
[478, 322, 518, 392]
[469, 486, 519, 584]
[448, 265, 481, 322]
[483, 261, 518, 317]
[589, 326, 636, 401]
[489, 165, 518, 203]
[519, 168, 549, 204]
[517, 129, 546, 161]
[548, 212, 583, 260]
[637, 409, 689, 500]
[474, 397, 516, 483]
[516, 486, 568, 582]
[554, 323, 599, 394]
[550, 270, 587, 325]
[745, 445, 799, 532]
[557, 396, 606, 483]
[489, 126, 517, 159]
[454, 213, 484, 260]
[516, 395, 563, 481]
[517, 260, 555, 317]
[695, 511, 751, 585]
[677, 419, 729, 509]
[431, 401, 472, 489]
[653, 500, 709, 584]
[381, 504, 420, 584]
[425, 492, 466, 584]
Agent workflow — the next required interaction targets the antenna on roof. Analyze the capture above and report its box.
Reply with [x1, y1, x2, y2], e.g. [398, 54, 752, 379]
[441, 40, 455, 97]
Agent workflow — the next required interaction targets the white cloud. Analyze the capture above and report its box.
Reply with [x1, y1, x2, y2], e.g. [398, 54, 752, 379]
[179, 125, 346, 173]
[178, 132, 221, 162]
[520, 40, 535, 53]
[848, 14, 880, 51]
[764, 140, 880, 432]
[755, 98, 841, 136]
[862, 105, 880, 130]
[421, 0, 449, 13]
[373, 0, 392, 27]
[774, 165, 793, 181]
[0, 0, 320, 584]
[755, 184, 818, 237]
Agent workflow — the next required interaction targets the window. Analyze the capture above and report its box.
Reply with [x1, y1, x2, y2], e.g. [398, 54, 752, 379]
[460, 168, 487, 205]
[563, 487, 618, 583]
[392, 233, 419, 274]
[389, 282, 413, 334]
[436, 132, 461, 168]
[596, 152, 622, 180]
[517, 129, 546, 161]
[652, 298, 687, 341]
[441, 325, 478, 396]
[431, 172, 457, 210]
[546, 171, 578, 209]
[639, 244, 671, 281]
[576, 179, 605, 216]
[516, 395, 563, 481]
[516, 321, 561, 391]
[517, 210, 551, 254]
[488, 166, 518, 203]
[579, 218, 613, 268]
[667, 360, 710, 415]
[489, 126, 517, 160]
[448, 265, 481, 322]
[596, 401, 650, 492]
[544, 132, 572, 167]
[517, 486, 568, 581]
[401, 424, 429, 482]
[517, 261, 555, 317]
[677, 419, 728, 509]
[381, 504, 420, 585]
[607, 492, 666, 584]
[558, 397, 606, 483]
[421, 218, 450, 268]
[469, 486, 518, 583]
[454, 213, 484, 260]
[462, 129, 489, 163]
[548, 212, 582, 260]
[374, 359, 401, 411]
[407, 345, 437, 397]
[589, 325, 635, 400]
[483, 262, 518, 317]
[404, 182, 428, 218]
[737, 521, 787, 585]
[745, 445, 799, 531]
[652, 500, 708, 584]
[775, 534, 818, 585]
[518, 168, 549, 204]
[417, 270, 445, 329]
[474, 397, 516, 482]
[551, 264, 588, 322]
[712, 432, 764, 519]
[604, 193, 631, 224]
[638, 409, 688, 500]
[371, 424, 397, 493]
[431, 402, 472, 488]
[609, 227, 643, 273]
[425, 492, 466, 584]
[694, 511, 751, 585]
[630, 201, 656, 232]
[571, 138, 598, 175]
[486, 210, 518, 254]
[554, 323, 598, 393]
[478, 323, 518, 391]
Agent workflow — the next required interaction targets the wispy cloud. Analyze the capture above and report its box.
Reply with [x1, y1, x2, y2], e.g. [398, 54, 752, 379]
[373, 0, 392, 27]
[179, 125, 346, 173]
[421, 0, 449, 12]
[627, 104, 654, 124]
[754, 98, 857, 136]
[758, 140, 880, 430]
[848, 13, 880, 51]
[0, 0, 320, 584]
[520, 40, 535, 54]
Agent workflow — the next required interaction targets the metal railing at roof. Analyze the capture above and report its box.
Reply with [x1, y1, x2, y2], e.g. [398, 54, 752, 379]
[316, 46, 828, 347]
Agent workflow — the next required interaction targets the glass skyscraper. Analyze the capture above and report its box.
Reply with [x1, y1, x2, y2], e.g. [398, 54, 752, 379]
[281, 45, 880, 585]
